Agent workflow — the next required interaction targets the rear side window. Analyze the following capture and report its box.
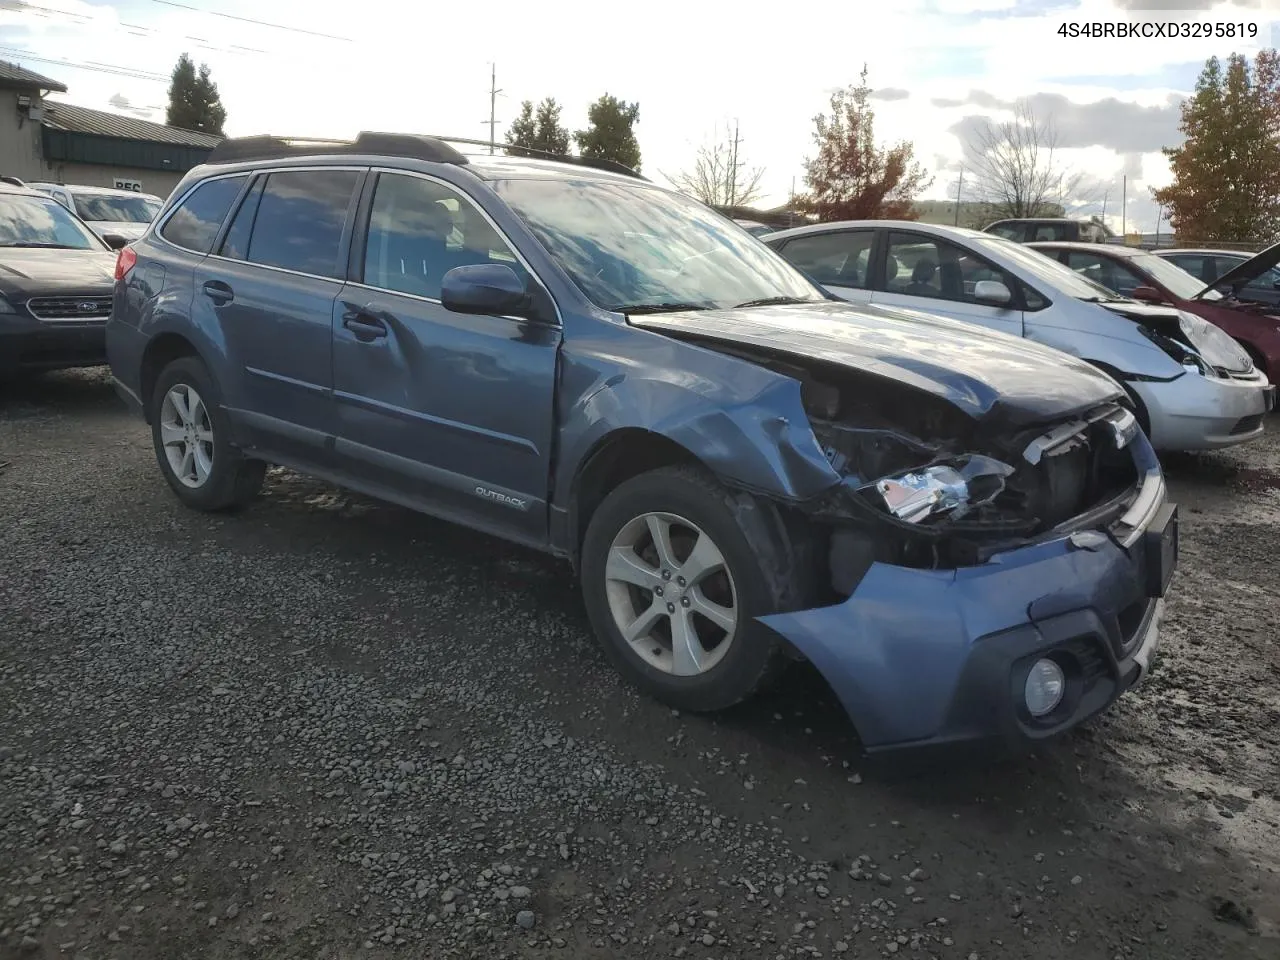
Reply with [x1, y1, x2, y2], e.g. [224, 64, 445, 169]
[218, 178, 265, 261]
[160, 176, 247, 253]
[245, 170, 359, 279]
[776, 231, 873, 288]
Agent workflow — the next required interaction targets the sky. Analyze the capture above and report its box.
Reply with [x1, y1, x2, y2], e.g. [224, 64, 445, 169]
[2, 0, 1278, 234]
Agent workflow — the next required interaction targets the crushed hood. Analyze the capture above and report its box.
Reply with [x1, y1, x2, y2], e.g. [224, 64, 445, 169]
[1194, 239, 1280, 300]
[629, 300, 1124, 426]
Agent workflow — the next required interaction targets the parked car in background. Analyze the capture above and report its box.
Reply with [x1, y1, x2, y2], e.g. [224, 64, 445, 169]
[733, 219, 775, 238]
[1030, 240, 1280, 382]
[27, 182, 163, 246]
[984, 218, 1113, 244]
[0, 181, 116, 379]
[107, 132, 1177, 759]
[764, 220, 1274, 451]
[1157, 247, 1280, 309]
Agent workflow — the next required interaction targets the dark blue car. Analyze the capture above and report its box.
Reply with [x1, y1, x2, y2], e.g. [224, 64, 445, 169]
[106, 133, 1178, 759]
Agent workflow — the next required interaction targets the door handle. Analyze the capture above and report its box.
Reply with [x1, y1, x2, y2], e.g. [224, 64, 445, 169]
[202, 280, 234, 304]
[343, 313, 388, 342]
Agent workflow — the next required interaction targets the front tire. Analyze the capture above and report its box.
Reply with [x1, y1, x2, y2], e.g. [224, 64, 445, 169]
[580, 465, 808, 712]
[149, 356, 264, 511]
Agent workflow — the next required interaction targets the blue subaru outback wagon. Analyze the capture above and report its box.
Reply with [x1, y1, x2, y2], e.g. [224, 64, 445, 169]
[106, 133, 1178, 758]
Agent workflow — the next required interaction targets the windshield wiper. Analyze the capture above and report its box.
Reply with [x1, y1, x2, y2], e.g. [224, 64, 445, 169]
[612, 302, 710, 315]
[733, 296, 816, 308]
[2, 242, 79, 249]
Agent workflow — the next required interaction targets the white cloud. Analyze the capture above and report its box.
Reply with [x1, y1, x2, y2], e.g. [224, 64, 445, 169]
[0, 0, 1242, 225]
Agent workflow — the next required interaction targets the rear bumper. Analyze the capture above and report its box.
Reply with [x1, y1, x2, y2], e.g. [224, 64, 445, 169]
[1135, 369, 1273, 450]
[0, 313, 106, 375]
[105, 307, 147, 417]
[760, 439, 1177, 759]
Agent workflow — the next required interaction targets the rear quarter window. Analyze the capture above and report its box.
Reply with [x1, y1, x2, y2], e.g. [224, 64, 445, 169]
[160, 176, 248, 253]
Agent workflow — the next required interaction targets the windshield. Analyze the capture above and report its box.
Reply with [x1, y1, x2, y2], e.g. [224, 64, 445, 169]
[491, 178, 823, 311]
[73, 194, 162, 224]
[0, 194, 104, 249]
[1130, 251, 1222, 301]
[974, 236, 1124, 300]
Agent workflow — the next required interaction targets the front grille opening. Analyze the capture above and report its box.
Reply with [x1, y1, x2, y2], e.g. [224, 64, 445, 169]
[1230, 414, 1264, 436]
[1004, 414, 1140, 533]
[27, 296, 112, 321]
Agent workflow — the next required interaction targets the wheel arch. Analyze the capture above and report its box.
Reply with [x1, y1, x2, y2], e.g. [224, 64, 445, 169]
[139, 332, 204, 423]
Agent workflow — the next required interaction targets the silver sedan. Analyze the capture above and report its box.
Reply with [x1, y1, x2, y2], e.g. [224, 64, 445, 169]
[763, 220, 1275, 452]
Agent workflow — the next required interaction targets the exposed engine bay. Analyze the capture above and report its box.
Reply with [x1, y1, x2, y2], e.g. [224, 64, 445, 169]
[683, 339, 1145, 596]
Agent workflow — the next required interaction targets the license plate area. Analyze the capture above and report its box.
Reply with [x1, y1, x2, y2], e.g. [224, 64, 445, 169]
[1142, 502, 1178, 598]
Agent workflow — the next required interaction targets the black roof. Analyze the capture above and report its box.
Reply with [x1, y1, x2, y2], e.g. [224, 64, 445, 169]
[206, 132, 646, 181]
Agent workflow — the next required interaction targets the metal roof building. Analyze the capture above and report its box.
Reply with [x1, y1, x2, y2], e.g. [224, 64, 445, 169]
[0, 58, 220, 199]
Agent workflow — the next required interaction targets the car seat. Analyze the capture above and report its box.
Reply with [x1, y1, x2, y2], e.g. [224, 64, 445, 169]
[906, 258, 937, 295]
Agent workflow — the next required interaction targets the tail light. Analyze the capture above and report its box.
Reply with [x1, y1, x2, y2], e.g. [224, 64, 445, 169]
[114, 245, 137, 281]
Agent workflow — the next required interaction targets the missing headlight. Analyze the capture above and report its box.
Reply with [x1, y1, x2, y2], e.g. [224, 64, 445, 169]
[871, 455, 1015, 524]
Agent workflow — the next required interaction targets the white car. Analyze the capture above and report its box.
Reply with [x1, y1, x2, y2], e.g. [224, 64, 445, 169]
[26, 183, 163, 246]
[764, 220, 1275, 452]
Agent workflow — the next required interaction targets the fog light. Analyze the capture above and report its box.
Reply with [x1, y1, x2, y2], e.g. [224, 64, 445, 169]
[1024, 659, 1065, 717]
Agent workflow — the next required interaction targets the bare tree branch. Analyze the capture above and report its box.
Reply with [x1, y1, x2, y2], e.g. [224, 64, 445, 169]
[663, 125, 766, 208]
[962, 101, 1084, 220]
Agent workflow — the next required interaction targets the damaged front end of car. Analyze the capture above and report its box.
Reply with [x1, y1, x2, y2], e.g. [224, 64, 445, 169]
[748, 357, 1175, 758]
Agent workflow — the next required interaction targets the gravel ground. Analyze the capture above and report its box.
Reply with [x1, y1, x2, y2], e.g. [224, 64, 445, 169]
[1, 367, 1278, 960]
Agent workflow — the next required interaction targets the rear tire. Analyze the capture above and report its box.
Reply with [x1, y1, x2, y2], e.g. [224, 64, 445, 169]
[580, 465, 809, 712]
[149, 356, 264, 512]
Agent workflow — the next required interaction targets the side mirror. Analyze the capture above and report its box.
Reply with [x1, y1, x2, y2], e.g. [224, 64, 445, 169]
[102, 233, 128, 250]
[1131, 285, 1166, 304]
[440, 263, 530, 318]
[973, 279, 1013, 307]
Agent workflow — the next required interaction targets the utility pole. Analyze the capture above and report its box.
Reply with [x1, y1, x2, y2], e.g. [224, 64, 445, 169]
[485, 63, 503, 155]
[954, 167, 964, 226]
[1101, 190, 1109, 222]
[1121, 175, 1127, 238]
[727, 120, 742, 208]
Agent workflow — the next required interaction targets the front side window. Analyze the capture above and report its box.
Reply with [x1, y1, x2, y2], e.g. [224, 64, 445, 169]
[491, 178, 823, 312]
[1031, 223, 1069, 242]
[74, 194, 162, 224]
[885, 232, 1014, 305]
[777, 231, 873, 288]
[0, 194, 104, 249]
[362, 173, 528, 300]
[161, 176, 247, 253]
[246, 170, 359, 279]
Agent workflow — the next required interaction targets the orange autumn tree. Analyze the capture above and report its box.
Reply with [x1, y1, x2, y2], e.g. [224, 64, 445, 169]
[796, 67, 932, 222]
[1153, 51, 1280, 243]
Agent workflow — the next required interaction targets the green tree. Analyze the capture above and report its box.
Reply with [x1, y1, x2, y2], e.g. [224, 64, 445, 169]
[1154, 52, 1280, 243]
[574, 94, 641, 171]
[165, 53, 226, 136]
[507, 97, 570, 156]
[796, 66, 931, 222]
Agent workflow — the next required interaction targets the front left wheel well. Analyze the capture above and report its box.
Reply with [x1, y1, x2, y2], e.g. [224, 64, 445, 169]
[569, 430, 700, 565]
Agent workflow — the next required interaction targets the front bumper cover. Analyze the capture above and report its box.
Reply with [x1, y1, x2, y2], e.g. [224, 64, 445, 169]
[760, 435, 1177, 758]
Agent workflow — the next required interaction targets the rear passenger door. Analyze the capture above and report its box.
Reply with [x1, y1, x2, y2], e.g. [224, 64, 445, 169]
[769, 230, 876, 303]
[198, 166, 365, 463]
[331, 170, 561, 546]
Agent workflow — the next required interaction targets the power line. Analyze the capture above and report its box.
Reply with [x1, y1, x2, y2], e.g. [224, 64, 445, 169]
[142, 0, 351, 42]
[0, 47, 169, 82]
[5, 1, 269, 57]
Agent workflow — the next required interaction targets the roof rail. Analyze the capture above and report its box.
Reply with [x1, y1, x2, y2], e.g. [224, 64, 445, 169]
[0, 174, 25, 187]
[204, 131, 646, 181]
[206, 132, 471, 166]
[425, 136, 646, 180]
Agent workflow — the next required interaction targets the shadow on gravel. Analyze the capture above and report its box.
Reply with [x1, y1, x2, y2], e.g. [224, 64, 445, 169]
[0, 367, 121, 417]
